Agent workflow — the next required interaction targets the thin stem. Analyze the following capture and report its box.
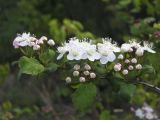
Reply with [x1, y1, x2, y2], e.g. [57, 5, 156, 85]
[127, 79, 160, 94]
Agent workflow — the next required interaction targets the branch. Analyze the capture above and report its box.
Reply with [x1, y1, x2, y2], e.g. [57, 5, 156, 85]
[127, 78, 160, 94]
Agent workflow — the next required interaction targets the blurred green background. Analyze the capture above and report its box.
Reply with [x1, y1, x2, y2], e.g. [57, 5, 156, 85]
[0, 0, 160, 119]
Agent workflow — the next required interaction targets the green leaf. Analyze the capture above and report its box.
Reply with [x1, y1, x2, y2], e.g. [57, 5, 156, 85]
[19, 56, 45, 76]
[100, 110, 110, 120]
[72, 83, 97, 112]
[119, 83, 136, 97]
[46, 63, 59, 72]
[39, 49, 55, 65]
[142, 65, 155, 74]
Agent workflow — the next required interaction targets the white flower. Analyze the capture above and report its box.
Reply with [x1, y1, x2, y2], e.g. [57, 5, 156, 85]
[128, 65, 134, 70]
[118, 54, 124, 60]
[146, 113, 155, 120]
[47, 39, 55, 46]
[122, 69, 128, 75]
[84, 71, 90, 76]
[143, 41, 156, 53]
[114, 63, 121, 71]
[28, 42, 36, 47]
[57, 46, 68, 60]
[142, 104, 154, 113]
[98, 46, 116, 64]
[131, 58, 137, 64]
[81, 44, 101, 61]
[67, 47, 84, 60]
[134, 103, 159, 120]
[36, 39, 44, 44]
[13, 32, 36, 48]
[121, 43, 132, 52]
[79, 77, 85, 82]
[90, 72, 96, 79]
[84, 64, 91, 70]
[73, 71, 79, 77]
[33, 44, 40, 50]
[73, 64, 80, 70]
[39, 36, 48, 41]
[135, 109, 145, 119]
[65, 77, 71, 83]
[129, 39, 141, 49]
[128, 48, 133, 52]
[124, 59, 130, 64]
[136, 47, 144, 56]
[98, 39, 120, 64]
[135, 64, 142, 70]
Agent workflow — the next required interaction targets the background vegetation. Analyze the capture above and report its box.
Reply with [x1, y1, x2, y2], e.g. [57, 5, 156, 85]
[0, 0, 160, 119]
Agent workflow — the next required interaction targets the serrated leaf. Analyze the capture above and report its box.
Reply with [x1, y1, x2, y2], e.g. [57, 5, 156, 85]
[119, 83, 136, 97]
[19, 56, 45, 76]
[72, 83, 97, 112]
[46, 63, 59, 72]
[39, 49, 55, 65]
[142, 65, 155, 74]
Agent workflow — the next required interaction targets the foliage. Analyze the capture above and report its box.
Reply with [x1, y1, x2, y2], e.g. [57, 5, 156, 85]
[0, 0, 160, 120]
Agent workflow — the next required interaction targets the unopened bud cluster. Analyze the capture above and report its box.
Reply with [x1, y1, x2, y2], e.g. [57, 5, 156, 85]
[65, 63, 96, 83]
[114, 51, 143, 75]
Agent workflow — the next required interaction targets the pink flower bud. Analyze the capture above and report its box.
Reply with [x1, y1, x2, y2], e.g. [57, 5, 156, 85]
[114, 63, 122, 71]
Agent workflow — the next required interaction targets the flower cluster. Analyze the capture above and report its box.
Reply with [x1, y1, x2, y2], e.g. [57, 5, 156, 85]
[65, 64, 96, 83]
[132, 103, 158, 120]
[13, 33, 55, 50]
[121, 40, 155, 55]
[57, 37, 120, 64]
[13, 34, 156, 77]
[113, 40, 156, 75]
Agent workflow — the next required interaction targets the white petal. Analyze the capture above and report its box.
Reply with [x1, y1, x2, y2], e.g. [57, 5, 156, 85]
[114, 47, 120, 52]
[88, 56, 95, 61]
[81, 53, 88, 59]
[67, 53, 74, 60]
[100, 57, 108, 64]
[94, 52, 101, 60]
[147, 48, 156, 53]
[57, 54, 64, 60]
[19, 41, 28, 46]
[107, 52, 116, 62]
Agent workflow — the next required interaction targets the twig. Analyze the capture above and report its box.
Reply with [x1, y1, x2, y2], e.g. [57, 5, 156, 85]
[127, 79, 160, 94]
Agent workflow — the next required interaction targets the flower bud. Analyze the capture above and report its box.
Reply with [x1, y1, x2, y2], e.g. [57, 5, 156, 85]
[47, 39, 55, 46]
[114, 63, 121, 71]
[73, 71, 79, 77]
[79, 77, 85, 82]
[73, 64, 80, 70]
[29, 42, 35, 47]
[37, 39, 44, 44]
[128, 48, 133, 52]
[65, 77, 71, 83]
[135, 64, 142, 70]
[128, 65, 134, 70]
[122, 69, 128, 75]
[136, 48, 144, 57]
[118, 54, 124, 60]
[40, 36, 47, 41]
[131, 58, 137, 63]
[33, 44, 40, 50]
[90, 72, 96, 79]
[84, 64, 91, 70]
[121, 44, 131, 52]
[84, 71, 90, 76]
[125, 59, 130, 64]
